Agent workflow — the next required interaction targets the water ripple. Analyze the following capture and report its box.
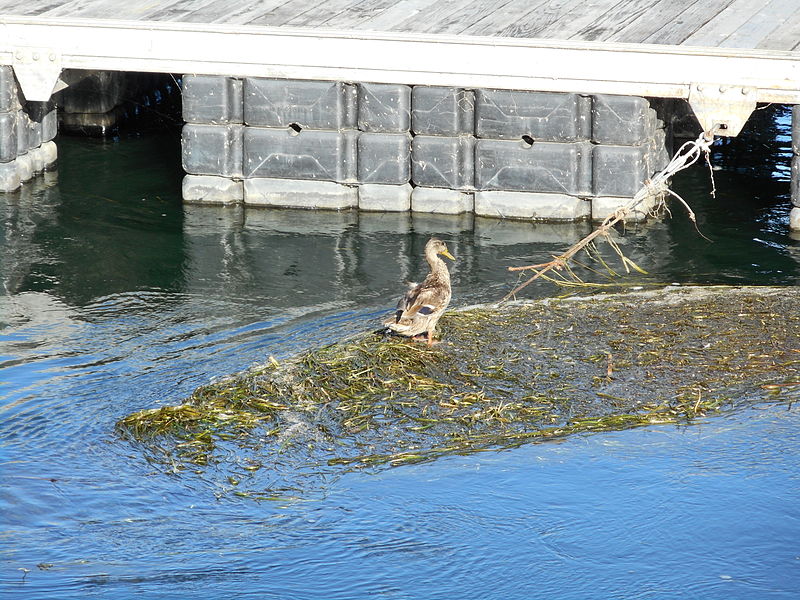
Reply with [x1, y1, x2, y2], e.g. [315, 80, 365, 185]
[3, 121, 800, 599]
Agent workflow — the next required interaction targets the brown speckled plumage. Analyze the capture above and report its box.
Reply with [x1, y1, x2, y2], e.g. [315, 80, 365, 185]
[384, 238, 454, 344]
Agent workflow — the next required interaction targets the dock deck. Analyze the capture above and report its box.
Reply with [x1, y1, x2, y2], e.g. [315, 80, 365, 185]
[1, 0, 799, 109]
[3, 0, 800, 51]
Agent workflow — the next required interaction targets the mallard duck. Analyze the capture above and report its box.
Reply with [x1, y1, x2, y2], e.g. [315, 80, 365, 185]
[384, 237, 454, 345]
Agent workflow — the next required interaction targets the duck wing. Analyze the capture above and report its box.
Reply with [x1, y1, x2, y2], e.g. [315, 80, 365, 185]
[393, 278, 450, 322]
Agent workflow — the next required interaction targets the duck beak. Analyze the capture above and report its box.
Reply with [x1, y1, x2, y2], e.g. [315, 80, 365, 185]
[441, 249, 455, 261]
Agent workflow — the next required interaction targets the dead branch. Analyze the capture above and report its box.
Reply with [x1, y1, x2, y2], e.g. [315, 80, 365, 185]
[503, 131, 716, 302]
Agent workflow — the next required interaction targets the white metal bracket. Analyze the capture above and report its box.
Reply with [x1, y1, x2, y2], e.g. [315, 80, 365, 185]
[688, 83, 757, 137]
[11, 48, 67, 101]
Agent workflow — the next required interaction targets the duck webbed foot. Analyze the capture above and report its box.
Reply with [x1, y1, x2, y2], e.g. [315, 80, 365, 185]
[411, 331, 439, 346]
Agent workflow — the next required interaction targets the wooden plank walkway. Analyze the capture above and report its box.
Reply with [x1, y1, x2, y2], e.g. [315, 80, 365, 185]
[0, 0, 799, 113]
[3, 0, 800, 51]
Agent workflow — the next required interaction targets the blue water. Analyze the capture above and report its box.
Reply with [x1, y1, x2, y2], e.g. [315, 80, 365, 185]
[2, 107, 800, 599]
[5, 407, 800, 600]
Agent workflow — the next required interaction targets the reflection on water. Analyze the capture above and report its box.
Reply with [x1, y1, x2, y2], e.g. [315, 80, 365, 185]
[1, 107, 799, 599]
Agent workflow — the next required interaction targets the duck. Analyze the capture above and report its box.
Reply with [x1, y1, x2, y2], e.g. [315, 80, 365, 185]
[384, 237, 455, 345]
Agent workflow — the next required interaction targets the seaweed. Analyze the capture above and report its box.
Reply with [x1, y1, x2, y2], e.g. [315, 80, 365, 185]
[117, 286, 799, 493]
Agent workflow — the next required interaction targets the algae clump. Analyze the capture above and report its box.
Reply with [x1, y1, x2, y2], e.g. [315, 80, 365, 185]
[118, 286, 799, 490]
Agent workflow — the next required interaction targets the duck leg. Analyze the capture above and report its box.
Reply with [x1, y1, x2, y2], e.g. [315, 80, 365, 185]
[409, 331, 436, 346]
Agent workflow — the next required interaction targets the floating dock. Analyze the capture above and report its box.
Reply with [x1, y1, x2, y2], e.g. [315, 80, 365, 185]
[0, 1, 799, 226]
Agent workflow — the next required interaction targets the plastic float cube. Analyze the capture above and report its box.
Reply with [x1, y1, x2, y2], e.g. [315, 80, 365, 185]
[244, 178, 358, 210]
[0, 66, 19, 112]
[28, 101, 58, 144]
[592, 95, 658, 145]
[357, 132, 412, 185]
[411, 187, 474, 214]
[182, 174, 244, 204]
[358, 183, 412, 211]
[244, 78, 357, 130]
[357, 83, 411, 133]
[475, 90, 591, 142]
[0, 112, 17, 163]
[26, 113, 42, 150]
[591, 193, 661, 222]
[592, 144, 650, 198]
[15, 110, 28, 156]
[475, 139, 592, 195]
[411, 87, 475, 136]
[474, 190, 590, 221]
[183, 75, 243, 125]
[243, 127, 358, 183]
[182, 123, 243, 178]
[15, 153, 33, 182]
[411, 135, 475, 189]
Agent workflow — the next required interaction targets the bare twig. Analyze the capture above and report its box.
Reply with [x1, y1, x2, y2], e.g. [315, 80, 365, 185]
[503, 131, 716, 302]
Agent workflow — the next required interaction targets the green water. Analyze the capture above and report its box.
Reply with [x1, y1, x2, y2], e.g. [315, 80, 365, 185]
[1, 106, 798, 599]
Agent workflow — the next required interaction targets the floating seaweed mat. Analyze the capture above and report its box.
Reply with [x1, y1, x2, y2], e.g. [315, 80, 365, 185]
[117, 286, 799, 496]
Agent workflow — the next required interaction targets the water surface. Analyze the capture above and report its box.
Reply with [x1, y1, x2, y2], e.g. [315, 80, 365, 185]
[1, 108, 799, 599]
